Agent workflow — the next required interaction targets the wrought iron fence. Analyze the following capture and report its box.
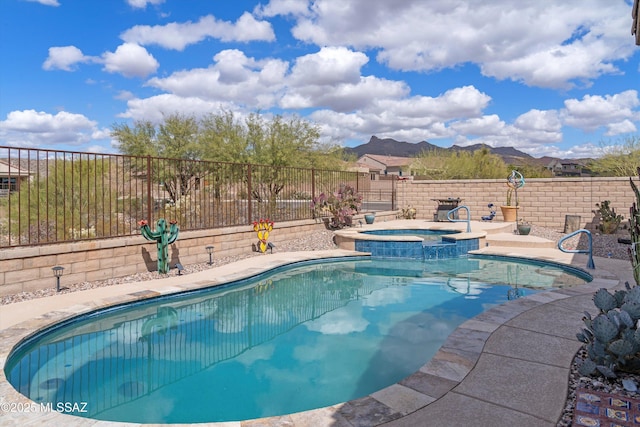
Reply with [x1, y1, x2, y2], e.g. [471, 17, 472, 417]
[0, 146, 396, 247]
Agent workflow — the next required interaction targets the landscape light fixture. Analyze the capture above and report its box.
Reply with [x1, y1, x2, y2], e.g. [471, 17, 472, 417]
[267, 242, 275, 254]
[52, 266, 64, 292]
[206, 245, 214, 265]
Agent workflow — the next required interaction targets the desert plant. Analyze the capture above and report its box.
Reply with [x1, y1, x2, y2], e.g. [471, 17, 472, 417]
[310, 184, 362, 229]
[577, 173, 640, 378]
[629, 168, 640, 285]
[594, 200, 624, 234]
[576, 285, 640, 378]
[506, 187, 515, 206]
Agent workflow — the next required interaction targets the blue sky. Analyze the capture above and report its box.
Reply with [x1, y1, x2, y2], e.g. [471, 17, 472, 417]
[1, 0, 639, 159]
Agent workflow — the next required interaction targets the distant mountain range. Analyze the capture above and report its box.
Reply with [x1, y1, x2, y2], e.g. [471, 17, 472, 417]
[345, 136, 589, 167]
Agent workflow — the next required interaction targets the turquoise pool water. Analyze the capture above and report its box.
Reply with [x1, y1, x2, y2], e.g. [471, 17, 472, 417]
[5, 256, 590, 423]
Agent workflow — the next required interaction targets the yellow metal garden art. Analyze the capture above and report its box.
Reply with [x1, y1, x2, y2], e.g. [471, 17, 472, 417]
[253, 219, 274, 253]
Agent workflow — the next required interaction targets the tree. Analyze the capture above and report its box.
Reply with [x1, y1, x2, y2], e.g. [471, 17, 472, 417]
[113, 111, 349, 219]
[588, 135, 640, 177]
[112, 114, 203, 202]
[412, 147, 509, 179]
[199, 110, 250, 164]
[8, 157, 113, 244]
[244, 113, 324, 214]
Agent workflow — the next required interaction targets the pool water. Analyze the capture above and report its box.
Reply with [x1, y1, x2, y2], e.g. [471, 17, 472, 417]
[5, 256, 589, 423]
[361, 229, 454, 241]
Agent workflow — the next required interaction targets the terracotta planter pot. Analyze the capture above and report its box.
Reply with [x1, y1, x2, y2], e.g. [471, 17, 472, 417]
[500, 206, 519, 222]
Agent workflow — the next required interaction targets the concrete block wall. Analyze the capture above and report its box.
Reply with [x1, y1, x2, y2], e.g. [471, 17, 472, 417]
[0, 212, 398, 296]
[398, 176, 634, 230]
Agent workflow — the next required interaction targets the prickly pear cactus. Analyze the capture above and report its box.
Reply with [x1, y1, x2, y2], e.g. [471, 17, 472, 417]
[577, 283, 640, 378]
[139, 219, 179, 274]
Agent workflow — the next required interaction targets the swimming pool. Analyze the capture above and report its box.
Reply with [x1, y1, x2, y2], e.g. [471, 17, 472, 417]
[5, 255, 590, 424]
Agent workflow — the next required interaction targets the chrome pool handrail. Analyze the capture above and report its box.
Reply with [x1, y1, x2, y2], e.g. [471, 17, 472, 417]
[447, 205, 471, 232]
[558, 229, 595, 269]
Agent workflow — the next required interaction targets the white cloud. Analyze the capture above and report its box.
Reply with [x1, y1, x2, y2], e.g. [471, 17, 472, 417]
[43, 46, 94, 71]
[273, 0, 635, 89]
[126, 0, 164, 9]
[24, 0, 59, 6]
[43, 44, 157, 78]
[102, 43, 159, 78]
[145, 49, 288, 109]
[289, 46, 366, 86]
[450, 115, 506, 137]
[562, 90, 640, 133]
[120, 13, 275, 51]
[117, 94, 239, 123]
[0, 110, 99, 148]
[115, 90, 135, 101]
[305, 306, 369, 335]
[254, 0, 311, 18]
[307, 86, 491, 143]
[605, 119, 637, 136]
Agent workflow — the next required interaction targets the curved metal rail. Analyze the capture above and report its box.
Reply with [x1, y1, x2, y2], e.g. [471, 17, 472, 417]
[447, 205, 471, 232]
[558, 229, 595, 269]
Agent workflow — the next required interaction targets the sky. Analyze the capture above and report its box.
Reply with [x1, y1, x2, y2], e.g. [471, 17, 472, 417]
[1, 0, 639, 159]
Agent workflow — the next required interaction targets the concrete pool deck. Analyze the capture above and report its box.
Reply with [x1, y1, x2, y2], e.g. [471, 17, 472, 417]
[0, 220, 633, 426]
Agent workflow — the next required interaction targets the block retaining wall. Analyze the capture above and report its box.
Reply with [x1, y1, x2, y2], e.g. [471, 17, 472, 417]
[0, 212, 398, 296]
[397, 176, 634, 230]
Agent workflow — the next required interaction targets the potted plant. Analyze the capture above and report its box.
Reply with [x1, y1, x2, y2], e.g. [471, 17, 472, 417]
[517, 218, 531, 235]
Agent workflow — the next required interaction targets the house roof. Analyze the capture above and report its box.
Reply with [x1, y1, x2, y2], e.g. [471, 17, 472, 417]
[358, 154, 412, 168]
[0, 160, 31, 177]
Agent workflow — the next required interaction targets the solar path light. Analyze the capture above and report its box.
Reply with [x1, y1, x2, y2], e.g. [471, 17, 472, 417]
[52, 266, 64, 292]
[206, 245, 214, 265]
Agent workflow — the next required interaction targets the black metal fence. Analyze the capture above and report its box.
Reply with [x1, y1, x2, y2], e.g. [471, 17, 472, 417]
[0, 146, 396, 247]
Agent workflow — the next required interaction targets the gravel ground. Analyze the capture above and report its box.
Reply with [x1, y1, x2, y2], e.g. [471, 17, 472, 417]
[1, 224, 635, 426]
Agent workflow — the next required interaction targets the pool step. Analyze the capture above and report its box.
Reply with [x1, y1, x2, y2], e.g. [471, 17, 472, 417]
[484, 232, 557, 249]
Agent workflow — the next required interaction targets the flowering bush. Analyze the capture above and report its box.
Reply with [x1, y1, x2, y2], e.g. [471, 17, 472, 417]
[310, 184, 362, 229]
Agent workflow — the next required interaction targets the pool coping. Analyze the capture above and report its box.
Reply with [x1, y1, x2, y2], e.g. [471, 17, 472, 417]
[0, 246, 629, 426]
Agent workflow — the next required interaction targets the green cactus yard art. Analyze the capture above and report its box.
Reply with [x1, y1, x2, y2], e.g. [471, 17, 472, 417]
[139, 219, 179, 274]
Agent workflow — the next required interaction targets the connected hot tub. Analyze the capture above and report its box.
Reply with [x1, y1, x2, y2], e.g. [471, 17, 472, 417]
[333, 221, 487, 260]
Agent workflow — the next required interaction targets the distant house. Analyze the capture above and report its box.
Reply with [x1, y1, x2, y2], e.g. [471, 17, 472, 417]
[356, 154, 413, 179]
[0, 161, 31, 196]
[546, 160, 589, 177]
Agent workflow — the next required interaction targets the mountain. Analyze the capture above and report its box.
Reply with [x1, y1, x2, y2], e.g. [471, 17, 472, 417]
[449, 143, 542, 166]
[346, 136, 567, 167]
[345, 136, 444, 157]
